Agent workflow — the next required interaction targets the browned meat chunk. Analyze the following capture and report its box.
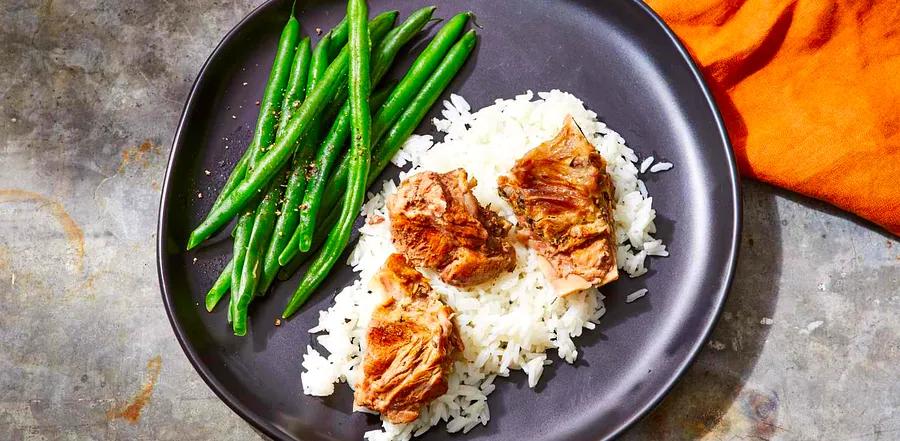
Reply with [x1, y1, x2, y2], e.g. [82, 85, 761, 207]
[388, 168, 517, 287]
[354, 254, 463, 424]
[497, 115, 618, 296]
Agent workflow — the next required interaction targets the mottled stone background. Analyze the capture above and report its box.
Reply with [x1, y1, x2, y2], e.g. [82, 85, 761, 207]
[1, 1, 897, 440]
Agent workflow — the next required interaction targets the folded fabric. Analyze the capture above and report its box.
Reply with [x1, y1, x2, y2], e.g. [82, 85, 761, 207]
[648, 0, 900, 235]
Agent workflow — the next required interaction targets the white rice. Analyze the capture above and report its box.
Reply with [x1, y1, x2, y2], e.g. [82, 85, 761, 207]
[639, 156, 654, 173]
[649, 161, 673, 173]
[300, 90, 668, 440]
[625, 289, 648, 303]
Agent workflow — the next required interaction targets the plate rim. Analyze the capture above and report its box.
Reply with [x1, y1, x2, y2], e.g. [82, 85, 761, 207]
[157, 1, 743, 440]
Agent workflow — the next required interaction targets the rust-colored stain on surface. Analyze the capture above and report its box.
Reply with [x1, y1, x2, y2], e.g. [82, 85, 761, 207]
[80, 273, 96, 291]
[65, 271, 99, 301]
[0, 189, 84, 271]
[107, 355, 162, 424]
[745, 389, 780, 439]
[118, 140, 159, 173]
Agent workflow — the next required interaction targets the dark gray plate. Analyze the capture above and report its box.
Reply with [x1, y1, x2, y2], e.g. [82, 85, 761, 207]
[158, 1, 741, 440]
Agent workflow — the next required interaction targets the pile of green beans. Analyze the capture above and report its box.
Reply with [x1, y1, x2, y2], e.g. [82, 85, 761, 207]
[284, 12, 472, 262]
[282, 0, 375, 319]
[255, 31, 332, 298]
[194, 2, 479, 333]
[282, 28, 478, 318]
[224, 16, 301, 327]
[287, 6, 438, 258]
[230, 30, 317, 334]
[187, 11, 397, 250]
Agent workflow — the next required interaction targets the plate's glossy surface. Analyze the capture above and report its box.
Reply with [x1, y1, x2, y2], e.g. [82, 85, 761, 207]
[158, 1, 741, 440]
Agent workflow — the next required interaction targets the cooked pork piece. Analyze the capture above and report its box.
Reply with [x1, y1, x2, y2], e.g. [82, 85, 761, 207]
[354, 254, 463, 424]
[388, 168, 517, 287]
[497, 115, 618, 296]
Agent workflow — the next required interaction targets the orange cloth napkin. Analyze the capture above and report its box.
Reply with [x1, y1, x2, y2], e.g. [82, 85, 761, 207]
[647, 0, 900, 235]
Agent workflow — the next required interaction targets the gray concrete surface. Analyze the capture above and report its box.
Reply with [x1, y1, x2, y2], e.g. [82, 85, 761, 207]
[1, 1, 897, 440]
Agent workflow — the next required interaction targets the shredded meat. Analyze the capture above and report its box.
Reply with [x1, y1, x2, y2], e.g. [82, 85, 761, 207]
[497, 115, 618, 296]
[388, 168, 517, 286]
[354, 254, 463, 423]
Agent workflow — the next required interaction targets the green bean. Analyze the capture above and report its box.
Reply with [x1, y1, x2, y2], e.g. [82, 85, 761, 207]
[257, 33, 333, 295]
[232, 171, 286, 335]
[373, 7, 437, 81]
[279, 36, 313, 129]
[308, 34, 332, 91]
[248, 16, 300, 172]
[230, 210, 253, 322]
[186, 12, 397, 250]
[282, 30, 478, 318]
[287, 7, 435, 256]
[328, 18, 349, 58]
[317, 12, 471, 222]
[282, 0, 372, 318]
[205, 258, 233, 312]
